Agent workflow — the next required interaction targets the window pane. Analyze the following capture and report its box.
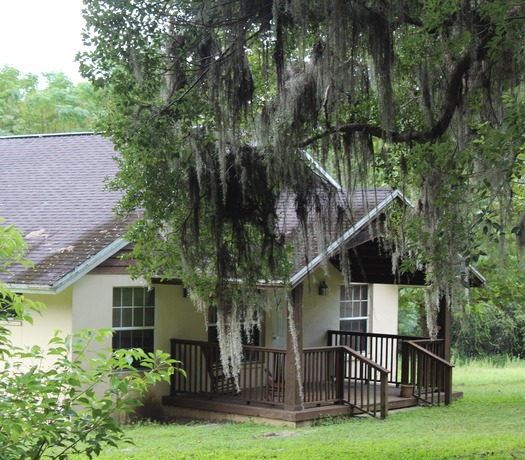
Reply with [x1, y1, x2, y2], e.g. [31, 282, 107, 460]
[122, 288, 133, 307]
[145, 307, 154, 327]
[145, 289, 155, 306]
[340, 286, 348, 301]
[133, 288, 145, 307]
[113, 289, 121, 307]
[119, 330, 132, 349]
[112, 333, 120, 350]
[133, 307, 144, 327]
[112, 308, 121, 327]
[122, 307, 133, 327]
[142, 330, 154, 351]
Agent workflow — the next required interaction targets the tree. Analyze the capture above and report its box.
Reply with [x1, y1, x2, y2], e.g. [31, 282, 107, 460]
[0, 66, 105, 135]
[79, 1, 525, 373]
[0, 222, 181, 459]
[0, 66, 38, 135]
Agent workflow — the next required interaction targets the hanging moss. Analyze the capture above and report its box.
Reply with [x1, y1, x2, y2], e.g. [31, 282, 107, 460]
[82, 0, 525, 370]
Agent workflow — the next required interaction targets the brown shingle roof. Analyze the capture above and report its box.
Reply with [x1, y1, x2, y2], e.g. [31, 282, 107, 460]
[0, 133, 130, 289]
[0, 133, 409, 290]
[280, 187, 400, 284]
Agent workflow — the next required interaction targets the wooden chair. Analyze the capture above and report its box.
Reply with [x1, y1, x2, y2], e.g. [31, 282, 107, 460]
[265, 357, 285, 401]
[202, 346, 239, 395]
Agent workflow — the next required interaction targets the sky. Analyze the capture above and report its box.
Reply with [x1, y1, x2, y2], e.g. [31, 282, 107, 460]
[0, 0, 86, 83]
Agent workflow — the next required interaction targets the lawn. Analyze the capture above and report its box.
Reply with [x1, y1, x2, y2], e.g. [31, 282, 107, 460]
[79, 360, 525, 459]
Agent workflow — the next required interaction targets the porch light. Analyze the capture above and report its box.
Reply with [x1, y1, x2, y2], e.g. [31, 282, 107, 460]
[318, 280, 328, 296]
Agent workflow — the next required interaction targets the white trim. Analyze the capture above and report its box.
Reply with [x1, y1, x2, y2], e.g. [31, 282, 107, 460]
[301, 150, 342, 190]
[290, 190, 406, 287]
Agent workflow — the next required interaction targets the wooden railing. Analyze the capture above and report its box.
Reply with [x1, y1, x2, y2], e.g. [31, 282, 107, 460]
[327, 330, 434, 385]
[170, 339, 286, 406]
[339, 346, 389, 418]
[170, 339, 390, 417]
[402, 339, 453, 405]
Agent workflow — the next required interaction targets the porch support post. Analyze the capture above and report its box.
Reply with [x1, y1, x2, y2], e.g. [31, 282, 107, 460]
[285, 282, 304, 412]
[437, 294, 451, 362]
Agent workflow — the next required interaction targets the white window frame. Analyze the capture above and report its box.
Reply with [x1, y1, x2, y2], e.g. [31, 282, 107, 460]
[112, 287, 155, 353]
[339, 284, 369, 333]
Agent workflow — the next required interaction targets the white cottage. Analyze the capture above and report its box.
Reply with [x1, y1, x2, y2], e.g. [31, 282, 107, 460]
[0, 133, 482, 426]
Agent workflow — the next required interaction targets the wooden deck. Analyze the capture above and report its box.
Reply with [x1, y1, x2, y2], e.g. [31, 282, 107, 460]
[165, 334, 457, 426]
[162, 382, 463, 427]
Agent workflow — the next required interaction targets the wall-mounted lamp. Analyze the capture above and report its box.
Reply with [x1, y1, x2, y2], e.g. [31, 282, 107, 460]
[318, 280, 328, 296]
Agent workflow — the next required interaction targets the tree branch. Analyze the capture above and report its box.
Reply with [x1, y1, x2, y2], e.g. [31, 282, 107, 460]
[300, 25, 495, 149]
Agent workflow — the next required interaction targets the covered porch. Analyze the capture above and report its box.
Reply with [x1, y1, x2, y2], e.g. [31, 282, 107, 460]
[162, 329, 460, 426]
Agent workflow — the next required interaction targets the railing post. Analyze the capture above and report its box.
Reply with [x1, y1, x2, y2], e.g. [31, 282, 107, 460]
[380, 371, 389, 419]
[444, 366, 452, 405]
[336, 348, 345, 403]
[401, 340, 409, 385]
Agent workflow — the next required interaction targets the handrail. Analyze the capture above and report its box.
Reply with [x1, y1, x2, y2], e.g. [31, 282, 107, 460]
[339, 345, 390, 418]
[328, 330, 434, 385]
[327, 330, 426, 343]
[404, 340, 453, 406]
[339, 345, 390, 374]
[408, 340, 453, 368]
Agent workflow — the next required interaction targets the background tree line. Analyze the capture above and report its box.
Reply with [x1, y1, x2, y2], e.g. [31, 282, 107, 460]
[0, 65, 104, 135]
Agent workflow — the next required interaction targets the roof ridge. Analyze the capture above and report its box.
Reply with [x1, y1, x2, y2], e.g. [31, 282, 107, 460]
[0, 132, 98, 140]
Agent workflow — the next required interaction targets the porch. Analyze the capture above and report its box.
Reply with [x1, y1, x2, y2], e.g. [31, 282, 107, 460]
[162, 331, 461, 426]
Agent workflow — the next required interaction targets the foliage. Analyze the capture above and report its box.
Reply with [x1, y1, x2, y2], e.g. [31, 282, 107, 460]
[397, 288, 425, 337]
[453, 247, 525, 358]
[79, 1, 525, 365]
[0, 224, 181, 459]
[0, 65, 105, 135]
[70, 362, 525, 460]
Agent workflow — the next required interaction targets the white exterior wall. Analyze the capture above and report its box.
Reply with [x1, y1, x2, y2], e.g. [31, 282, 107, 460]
[370, 284, 399, 335]
[301, 266, 400, 348]
[302, 264, 344, 347]
[72, 274, 208, 414]
[5, 288, 73, 367]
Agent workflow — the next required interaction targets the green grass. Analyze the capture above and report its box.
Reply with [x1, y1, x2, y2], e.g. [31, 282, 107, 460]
[78, 360, 525, 459]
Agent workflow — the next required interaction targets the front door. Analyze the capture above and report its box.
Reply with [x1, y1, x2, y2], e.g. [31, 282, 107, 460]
[271, 302, 287, 348]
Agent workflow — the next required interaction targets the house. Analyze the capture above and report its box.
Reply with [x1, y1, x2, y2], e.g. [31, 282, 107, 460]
[0, 132, 483, 426]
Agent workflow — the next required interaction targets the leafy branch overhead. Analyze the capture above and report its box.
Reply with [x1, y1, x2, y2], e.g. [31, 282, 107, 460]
[80, 1, 525, 367]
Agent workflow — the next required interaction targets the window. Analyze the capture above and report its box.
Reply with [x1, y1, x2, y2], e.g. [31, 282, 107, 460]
[112, 287, 155, 355]
[207, 305, 260, 346]
[340, 285, 368, 333]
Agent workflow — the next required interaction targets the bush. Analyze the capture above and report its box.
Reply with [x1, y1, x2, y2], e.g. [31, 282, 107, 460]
[0, 309, 180, 459]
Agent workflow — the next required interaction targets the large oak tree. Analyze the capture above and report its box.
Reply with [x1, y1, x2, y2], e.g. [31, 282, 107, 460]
[80, 0, 525, 375]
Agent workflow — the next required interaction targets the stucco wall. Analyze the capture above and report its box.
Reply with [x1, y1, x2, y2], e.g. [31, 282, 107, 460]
[6, 288, 73, 367]
[72, 274, 209, 415]
[370, 283, 399, 335]
[265, 265, 400, 349]
[302, 264, 344, 348]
